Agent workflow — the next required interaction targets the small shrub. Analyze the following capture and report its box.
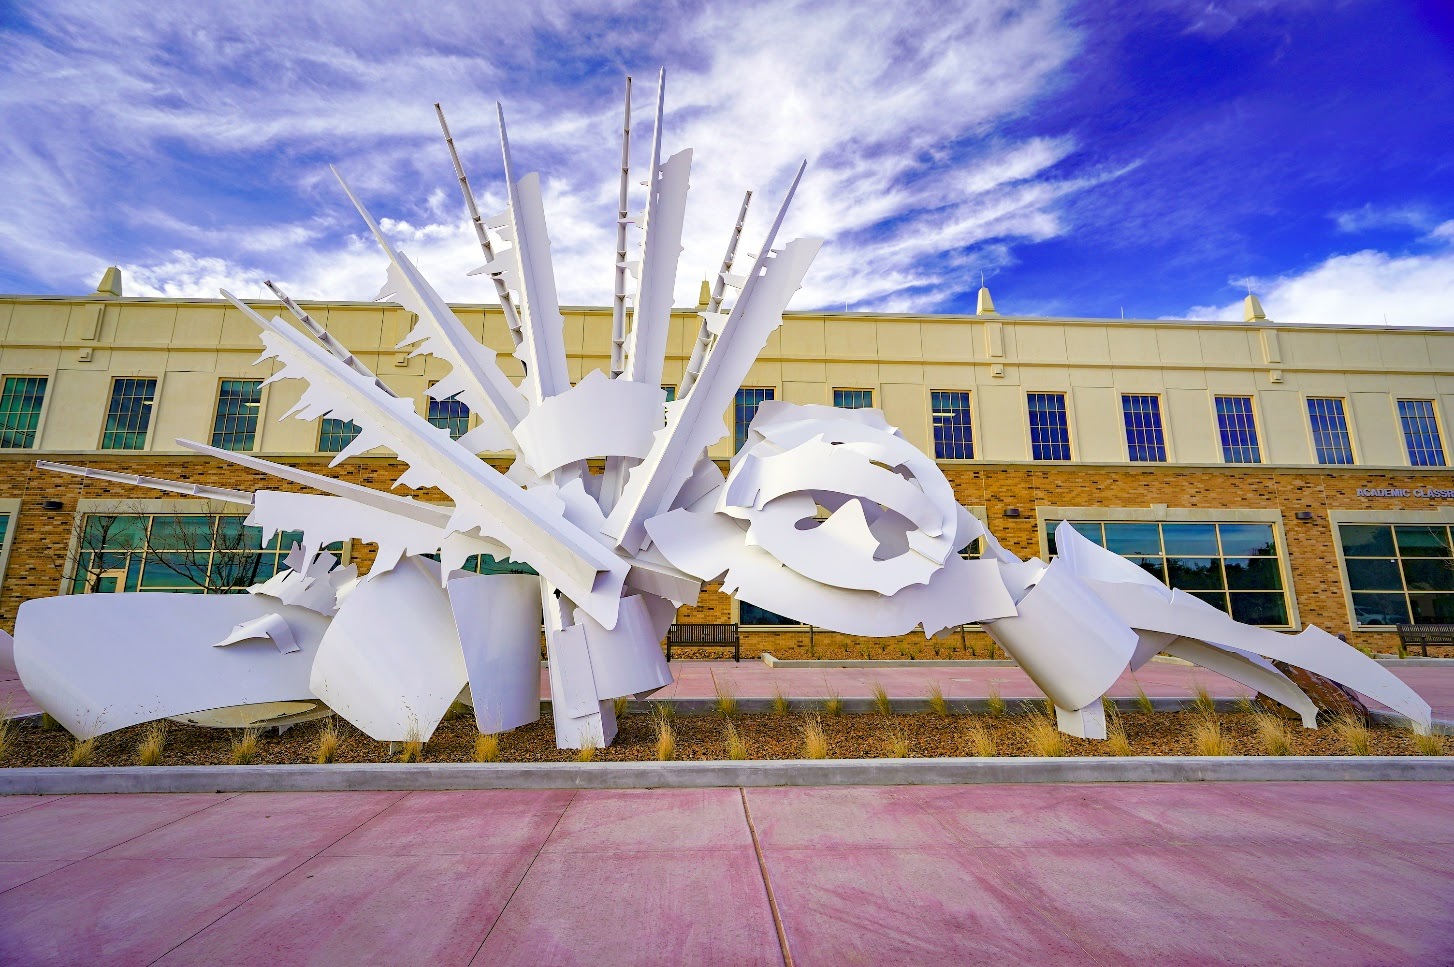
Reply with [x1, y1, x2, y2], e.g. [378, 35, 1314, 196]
[823, 691, 843, 717]
[1192, 718, 1232, 756]
[137, 721, 168, 767]
[1133, 684, 1155, 714]
[985, 686, 1006, 717]
[230, 728, 262, 765]
[654, 715, 676, 761]
[963, 720, 997, 757]
[613, 695, 630, 718]
[927, 682, 949, 717]
[576, 732, 599, 762]
[1413, 728, 1444, 756]
[1191, 683, 1217, 716]
[68, 736, 96, 767]
[1254, 713, 1292, 756]
[315, 718, 342, 764]
[872, 682, 892, 716]
[1024, 714, 1064, 757]
[714, 681, 738, 718]
[1105, 721, 1132, 757]
[802, 717, 829, 759]
[883, 725, 910, 758]
[724, 721, 747, 760]
[771, 688, 790, 716]
[474, 732, 501, 763]
[1331, 713, 1371, 756]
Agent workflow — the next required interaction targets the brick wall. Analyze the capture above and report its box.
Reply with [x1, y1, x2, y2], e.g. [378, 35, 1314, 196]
[3, 454, 1449, 656]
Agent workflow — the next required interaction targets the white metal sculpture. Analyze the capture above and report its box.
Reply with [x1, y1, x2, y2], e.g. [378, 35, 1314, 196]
[13, 73, 1434, 748]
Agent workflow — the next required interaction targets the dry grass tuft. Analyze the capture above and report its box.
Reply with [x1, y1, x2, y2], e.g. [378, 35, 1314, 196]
[137, 721, 168, 766]
[0, 702, 13, 762]
[1105, 719, 1132, 756]
[1133, 684, 1155, 714]
[650, 701, 676, 720]
[714, 681, 738, 718]
[1102, 695, 1119, 717]
[963, 720, 997, 757]
[39, 711, 61, 731]
[442, 701, 470, 721]
[823, 691, 843, 716]
[801, 716, 829, 759]
[1331, 713, 1371, 756]
[613, 695, 630, 718]
[1253, 713, 1292, 756]
[1192, 717, 1232, 756]
[397, 723, 425, 763]
[985, 686, 1006, 717]
[882, 725, 910, 758]
[724, 720, 748, 760]
[654, 714, 676, 761]
[68, 735, 96, 767]
[1413, 728, 1445, 756]
[315, 718, 342, 764]
[927, 682, 949, 717]
[872, 682, 892, 716]
[230, 728, 262, 765]
[1234, 695, 1258, 716]
[1191, 683, 1217, 716]
[771, 688, 790, 716]
[576, 732, 599, 762]
[1023, 713, 1065, 757]
[474, 732, 501, 763]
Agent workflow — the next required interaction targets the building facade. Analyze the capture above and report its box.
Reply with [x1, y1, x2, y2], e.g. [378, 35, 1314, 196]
[0, 272, 1451, 658]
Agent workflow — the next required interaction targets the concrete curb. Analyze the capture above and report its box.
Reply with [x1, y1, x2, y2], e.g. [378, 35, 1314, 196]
[4, 756, 1453, 795]
[759, 654, 1018, 668]
[1374, 656, 1454, 666]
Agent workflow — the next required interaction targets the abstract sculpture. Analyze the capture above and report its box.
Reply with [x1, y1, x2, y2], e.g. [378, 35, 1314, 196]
[14, 74, 1433, 749]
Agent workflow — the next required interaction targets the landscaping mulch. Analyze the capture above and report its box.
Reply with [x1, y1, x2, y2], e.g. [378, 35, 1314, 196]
[2, 704, 1446, 768]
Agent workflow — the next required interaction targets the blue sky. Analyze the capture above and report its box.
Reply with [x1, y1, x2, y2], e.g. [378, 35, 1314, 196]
[1, 0, 1451, 325]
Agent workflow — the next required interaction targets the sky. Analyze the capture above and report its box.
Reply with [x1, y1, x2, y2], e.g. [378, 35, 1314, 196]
[0, 0, 1452, 325]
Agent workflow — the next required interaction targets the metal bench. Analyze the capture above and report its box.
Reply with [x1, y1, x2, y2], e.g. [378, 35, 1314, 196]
[1395, 623, 1454, 657]
[666, 623, 741, 662]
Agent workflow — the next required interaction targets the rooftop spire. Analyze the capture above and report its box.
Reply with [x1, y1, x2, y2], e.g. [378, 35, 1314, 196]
[1243, 290, 1267, 322]
[94, 265, 122, 298]
[976, 275, 997, 316]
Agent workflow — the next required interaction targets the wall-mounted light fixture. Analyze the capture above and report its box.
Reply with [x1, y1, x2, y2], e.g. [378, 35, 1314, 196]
[1004, 507, 1022, 518]
[41, 499, 64, 511]
[1294, 511, 1314, 521]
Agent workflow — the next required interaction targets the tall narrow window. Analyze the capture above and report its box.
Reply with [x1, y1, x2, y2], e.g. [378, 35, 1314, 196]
[1307, 397, 1354, 464]
[734, 388, 775, 451]
[1215, 395, 1261, 464]
[1121, 394, 1167, 462]
[931, 390, 973, 459]
[427, 391, 470, 440]
[661, 385, 677, 403]
[211, 379, 261, 452]
[0, 376, 47, 449]
[833, 388, 873, 409]
[1398, 400, 1446, 467]
[101, 378, 157, 450]
[318, 418, 361, 453]
[1026, 392, 1071, 461]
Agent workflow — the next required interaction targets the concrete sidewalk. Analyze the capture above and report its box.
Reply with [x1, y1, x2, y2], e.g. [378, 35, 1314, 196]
[0, 782, 1450, 965]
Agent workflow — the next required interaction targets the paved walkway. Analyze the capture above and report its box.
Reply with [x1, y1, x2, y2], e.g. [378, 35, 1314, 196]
[0, 782, 1450, 965]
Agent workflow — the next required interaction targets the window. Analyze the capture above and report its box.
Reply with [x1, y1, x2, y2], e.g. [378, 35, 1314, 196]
[70, 513, 342, 594]
[0, 376, 47, 448]
[1398, 400, 1446, 467]
[101, 378, 157, 450]
[1339, 523, 1454, 627]
[318, 418, 361, 453]
[833, 388, 873, 409]
[425, 551, 538, 576]
[211, 379, 262, 451]
[1121, 394, 1167, 462]
[427, 390, 470, 440]
[1215, 396, 1261, 464]
[662, 385, 677, 403]
[931, 390, 973, 459]
[1307, 397, 1354, 464]
[1045, 520, 1290, 626]
[739, 601, 804, 626]
[734, 388, 774, 452]
[1027, 392, 1071, 461]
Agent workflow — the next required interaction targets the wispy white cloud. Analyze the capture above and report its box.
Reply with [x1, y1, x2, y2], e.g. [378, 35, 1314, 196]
[1185, 241, 1454, 327]
[1331, 203, 1437, 234]
[0, 0, 1097, 313]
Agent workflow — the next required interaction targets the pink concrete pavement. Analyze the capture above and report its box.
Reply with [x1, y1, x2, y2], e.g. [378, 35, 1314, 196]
[1, 782, 1451, 965]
